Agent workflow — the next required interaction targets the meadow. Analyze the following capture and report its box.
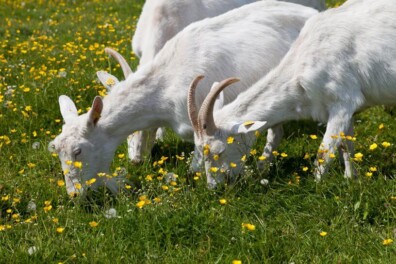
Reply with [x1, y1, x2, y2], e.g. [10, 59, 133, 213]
[1, 0, 396, 263]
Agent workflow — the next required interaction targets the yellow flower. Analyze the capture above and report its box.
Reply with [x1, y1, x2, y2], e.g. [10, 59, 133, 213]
[241, 155, 247, 162]
[227, 136, 234, 144]
[139, 195, 147, 201]
[213, 154, 219, 161]
[52, 218, 59, 224]
[354, 153, 363, 162]
[230, 162, 237, 168]
[379, 123, 385, 130]
[250, 149, 257, 156]
[44, 205, 52, 213]
[280, 152, 288, 158]
[203, 144, 210, 156]
[242, 223, 256, 231]
[118, 153, 125, 159]
[329, 153, 336, 159]
[310, 135, 318, 140]
[369, 167, 377, 172]
[383, 239, 393, 246]
[243, 121, 255, 126]
[57, 180, 65, 187]
[86, 178, 96, 186]
[320, 231, 328, 237]
[254, 131, 260, 137]
[162, 185, 169, 191]
[105, 78, 116, 86]
[154, 197, 161, 203]
[219, 199, 227, 205]
[175, 155, 185, 160]
[73, 161, 82, 169]
[145, 175, 153, 181]
[258, 156, 266, 161]
[272, 151, 279, 157]
[365, 172, 373, 177]
[74, 183, 82, 190]
[302, 167, 309, 172]
[66, 160, 72, 165]
[232, 260, 242, 264]
[369, 143, 378, 151]
[89, 221, 98, 228]
[125, 184, 132, 189]
[56, 227, 65, 233]
[194, 172, 201, 181]
[210, 167, 219, 173]
[382, 141, 391, 148]
[136, 201, 146, 209]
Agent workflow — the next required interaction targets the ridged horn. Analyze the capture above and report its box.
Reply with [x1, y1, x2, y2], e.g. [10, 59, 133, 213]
[187, 75, 205, 133]
[105, 47, 133, 78]
[198, 77, 240, 136]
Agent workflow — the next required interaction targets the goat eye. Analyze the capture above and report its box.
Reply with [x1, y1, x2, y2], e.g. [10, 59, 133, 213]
[73, 148, 82, 158]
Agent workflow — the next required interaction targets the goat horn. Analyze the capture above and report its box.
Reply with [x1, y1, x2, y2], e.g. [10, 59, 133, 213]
[198, 77, 240, 136]
[187, 75, 205, 133]
[105, 47, 133, 78]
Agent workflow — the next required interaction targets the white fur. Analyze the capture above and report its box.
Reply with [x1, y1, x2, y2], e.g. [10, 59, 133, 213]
[51, 1, 317, 195]
[195, 0, 396, 186]
[129, 0, 326, 163]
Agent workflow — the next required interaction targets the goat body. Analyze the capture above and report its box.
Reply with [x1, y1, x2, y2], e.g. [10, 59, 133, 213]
[193, 0, 396, 185]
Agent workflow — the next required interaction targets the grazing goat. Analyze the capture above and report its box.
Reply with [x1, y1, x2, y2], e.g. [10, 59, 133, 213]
[188, 0, 396, 187]
[50, 1, 317, 195]
[129, 0, 326, 164]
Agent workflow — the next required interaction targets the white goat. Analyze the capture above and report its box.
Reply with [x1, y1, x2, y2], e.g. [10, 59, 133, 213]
[188, 0, 396, 187]
[50, 1, 317, 195]
[129, 0, 326, 163]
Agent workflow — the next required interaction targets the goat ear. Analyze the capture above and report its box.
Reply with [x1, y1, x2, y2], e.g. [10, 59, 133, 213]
[96, 71, 120, 91]
[87, 96, 103, 127]
[232, 121, 267, 135]
[59, 95, 78, 123]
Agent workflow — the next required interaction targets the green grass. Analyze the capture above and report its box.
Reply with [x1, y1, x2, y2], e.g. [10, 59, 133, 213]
[1, 0, 396, 263]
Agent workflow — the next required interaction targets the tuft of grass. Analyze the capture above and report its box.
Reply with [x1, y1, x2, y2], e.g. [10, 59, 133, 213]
[1, 0, 396, 263]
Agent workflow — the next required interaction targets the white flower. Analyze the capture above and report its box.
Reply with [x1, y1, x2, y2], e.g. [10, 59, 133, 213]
[104, 208, 117, 219]
[32, 142, 40, 150]
[58, 71, 67, 78]
[26, 200, 37, 212]
[165, 172, 178, 183]
[28, 246, 37, 255]
[260, 179, 269, 186]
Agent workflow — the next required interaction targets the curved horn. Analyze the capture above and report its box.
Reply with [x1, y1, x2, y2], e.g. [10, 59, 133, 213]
[105, 47, 133, 78]
[188, 75, 205, 133]
[198, 77, 240, 136]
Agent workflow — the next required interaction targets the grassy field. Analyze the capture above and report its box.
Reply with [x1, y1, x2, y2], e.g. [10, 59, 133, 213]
[1, 0, 396, 263]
